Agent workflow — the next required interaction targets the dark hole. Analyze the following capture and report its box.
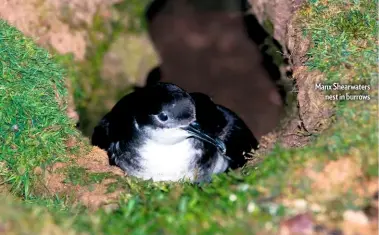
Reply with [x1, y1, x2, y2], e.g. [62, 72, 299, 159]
[313, 224, 327, 232]
[328, 229, 344, 235]
[243, 13, 288, 104]
[136, 0, 291, 139]
[373, 190, 378, 200]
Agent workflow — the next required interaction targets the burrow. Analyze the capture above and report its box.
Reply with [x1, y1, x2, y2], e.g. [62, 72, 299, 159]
[38, 0, 335, 209]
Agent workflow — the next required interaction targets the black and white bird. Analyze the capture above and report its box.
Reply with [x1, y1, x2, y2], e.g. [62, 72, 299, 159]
[91, 82, 258, 183]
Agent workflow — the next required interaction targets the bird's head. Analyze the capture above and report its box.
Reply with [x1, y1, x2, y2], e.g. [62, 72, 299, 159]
[135, 83, 226, 154]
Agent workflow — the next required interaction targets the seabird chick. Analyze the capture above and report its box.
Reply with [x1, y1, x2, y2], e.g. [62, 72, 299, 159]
[92, 82, 257, 182]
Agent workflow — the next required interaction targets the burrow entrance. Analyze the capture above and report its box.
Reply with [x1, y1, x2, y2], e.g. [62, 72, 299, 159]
[71, 0, 333, 153]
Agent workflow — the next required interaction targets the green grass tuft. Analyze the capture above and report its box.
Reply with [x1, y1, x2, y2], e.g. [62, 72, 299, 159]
[0, 20, 79, 198]
[301, 0, 377, 83]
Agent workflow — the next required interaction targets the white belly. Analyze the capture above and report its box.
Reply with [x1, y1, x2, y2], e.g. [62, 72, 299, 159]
[136, 138, 202, 181]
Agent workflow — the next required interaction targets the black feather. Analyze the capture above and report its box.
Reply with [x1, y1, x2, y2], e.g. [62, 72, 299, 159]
[190, 92, 258, 169]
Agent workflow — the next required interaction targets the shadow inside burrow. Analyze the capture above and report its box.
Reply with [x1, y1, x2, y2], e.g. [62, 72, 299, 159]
[134, 0, 291, 140]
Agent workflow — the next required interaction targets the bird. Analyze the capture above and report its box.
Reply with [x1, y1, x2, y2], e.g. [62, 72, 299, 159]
[189, 92, 258, 169]
[91, 82, 258, 183]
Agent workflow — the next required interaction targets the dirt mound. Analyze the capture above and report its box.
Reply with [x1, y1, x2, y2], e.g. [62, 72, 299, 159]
[39, 147, 124, 210]
[75, 147, 124, 176]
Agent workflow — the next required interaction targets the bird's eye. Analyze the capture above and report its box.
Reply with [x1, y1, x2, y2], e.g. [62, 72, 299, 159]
[157, 112, 168, 122]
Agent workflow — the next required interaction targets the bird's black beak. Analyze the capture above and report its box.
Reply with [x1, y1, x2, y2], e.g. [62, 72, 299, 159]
[182, 121, 226, 154]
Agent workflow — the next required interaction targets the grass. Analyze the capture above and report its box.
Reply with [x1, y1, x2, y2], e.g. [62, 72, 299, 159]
[301, 0, 377, 84]
[0, 21, 81, 198]
[0, 0, 377, 234]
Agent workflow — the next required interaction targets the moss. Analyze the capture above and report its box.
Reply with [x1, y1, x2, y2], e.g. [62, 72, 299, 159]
[262, 19, 274, 36]
[261, 36, 286, 68]
[113, 0, 151, 33]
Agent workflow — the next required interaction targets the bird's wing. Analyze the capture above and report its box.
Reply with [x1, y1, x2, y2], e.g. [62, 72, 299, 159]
[190, 92, 226, 136]
[145, 0, 284, 139]
[216, 105, 259, 168]
[190, 92, 258, 168]
[91, 91, 140, 151]
[91, 112, 112, 150]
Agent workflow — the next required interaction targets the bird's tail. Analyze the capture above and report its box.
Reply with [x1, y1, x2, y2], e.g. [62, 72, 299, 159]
[91, 114, 112, 150]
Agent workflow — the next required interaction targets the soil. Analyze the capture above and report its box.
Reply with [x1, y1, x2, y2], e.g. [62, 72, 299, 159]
[40, 146, 124, 210]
